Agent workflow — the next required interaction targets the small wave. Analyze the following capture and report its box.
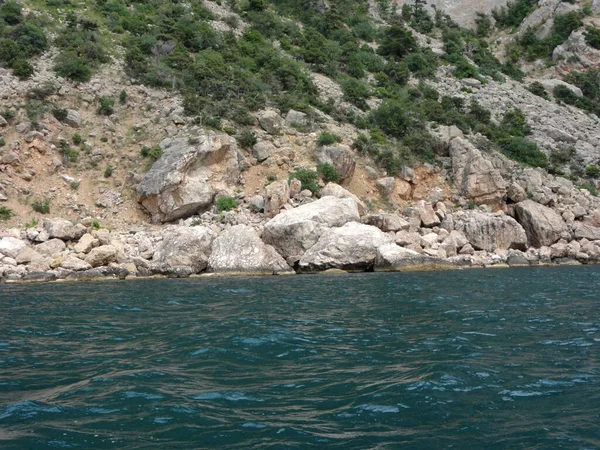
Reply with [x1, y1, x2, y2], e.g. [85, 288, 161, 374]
[88, 407, 120, 414]
[356, 404, 400, 413]
[121, 391, 164, 400]
[193, 391, 264, 402]
[462, 332, 497, 337]
[153, 417, 172, 424]
[242, 422, 266, 429]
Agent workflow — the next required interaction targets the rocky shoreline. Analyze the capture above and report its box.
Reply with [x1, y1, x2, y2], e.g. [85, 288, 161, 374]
[3, 172, 600, 283]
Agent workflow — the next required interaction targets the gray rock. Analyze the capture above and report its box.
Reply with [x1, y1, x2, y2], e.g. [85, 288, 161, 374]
[539, 79, 583, 98]
[262, 196, 360, 261]
[247, 195, 265, 213]
[515, 199, 567, 247]
[60, 255, 92, 271]
[73, 233, 99, 254]
[15, 247, 46, 266]
[252, 141, 273, 162]
[285, 109, 309, 128]
[64, 110, 82, 128]
[321, 183, 367, 215]
[258, 110, 283, 134]
[417, 200, 440, 228]
[0, 237, 26, 259]
[455, 211, 527, 252]
[35, 239, 66, 258]
[85, 245, 118, 268]
[375, 243, 454, 271]
[362, 213, 410, 232]
[289, 178, 302, 197]
[298, 222, 393, 272]
[137, 134, 240, 223]
[315, 144, 356, 181]
[450, 138, 506, 208]
[572, 223, 600, 240]
[208, 225, 293, 275]
[151, 226, 214, 276]
[507, 182, 527, 203]
[507, 250, 530, 267]
[44, 219, 86, 241]
[264, 180, 290, 218]
[376, 177, 395, 195]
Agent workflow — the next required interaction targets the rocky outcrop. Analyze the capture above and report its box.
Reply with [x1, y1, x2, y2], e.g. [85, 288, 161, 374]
[262, 196, 360, 261]
[455, 211, 528, 252]
[321, 183, 367, 215]
[258, 110, 283, 134]
[450, 138, 506, 209]
[0, 237, 26, 259]
[44, 219, 86, 241]
[208, 225, 293, 275]
[362, 213, 410, 232]
[85, 245, 118, 268]
[314, 144, 356, 181]
[374, 243, 454, 271]
[515, 200, 567, 248]
[264, 180, 290, 218]
[151, 226, 215, 276]
[137, 134, 240, 223]
[298, 222, 393, 272]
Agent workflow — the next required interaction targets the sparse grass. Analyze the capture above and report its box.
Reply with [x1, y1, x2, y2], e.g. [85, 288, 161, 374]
[24, 217, 38, 228]
[91, 219, 101, 230]
[31, 199, 50, 214]
[0, 206, 14, 221]
[216, 196, 237, 212]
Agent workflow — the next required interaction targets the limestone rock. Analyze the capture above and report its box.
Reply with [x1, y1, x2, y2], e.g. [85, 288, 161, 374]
[0, 237, 26, 259]
[314, 144, 356, 181]
[137, 134, 240, 223]
[35, 239, 66, 258]
[151, 226, 214, 276]
[450, 138, 506, 208]
[262, 196, 360, 260]
[362, 213, 409, 232]
[416, 200, 440, 228]
[572, 223, 600, 241]
[74, 233, 99, 254]
[64, 110, 82, 128]
[44, 219, 86, 241]
[321, 183, 366, 215]
[252, 142, 273, 162]
[507, 182, 527, 203]
[515, 200, 567, 247]
[376, 177, 395, 195]
[60, 255, 92, 271]
[247, 195, 265, 213]
[285, 109, 309, 128]
[208, 225, 292, 275]
[455, 211, 527, 252]
[264, 180, 290, 218]
[298, 222, 393, 272]
[375, 243, 453, 271]
[15, 247, 46, 265]
[85, 245, 118, 268]
[258, 110, 283, 134]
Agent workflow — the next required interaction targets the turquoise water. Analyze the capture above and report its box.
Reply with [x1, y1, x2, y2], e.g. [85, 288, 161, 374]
[1, 267, 600, 449]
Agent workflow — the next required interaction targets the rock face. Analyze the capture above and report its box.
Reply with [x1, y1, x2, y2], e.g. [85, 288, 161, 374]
[44, 219, 86, 241]
[264, 180, 290, 218]
[298, 222, 393, 272]
[314, 144, 356, 181]
[262, 196, 360, 261]
[395, 0, 510, 27]
[450, 138, 506, 209]
[515, 200, 567, 247]
[321, 183, 367, 215]
[455, 211, 528, 252]
[0, 237, 26, 259]
[374, 243, 453, 271]
[208, 225, 292, 274]
[137, 134, 240, 223]
[152, 226, 214, 276]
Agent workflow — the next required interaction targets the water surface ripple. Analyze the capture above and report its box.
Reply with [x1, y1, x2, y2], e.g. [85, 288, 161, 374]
[1, 267, 600, 449]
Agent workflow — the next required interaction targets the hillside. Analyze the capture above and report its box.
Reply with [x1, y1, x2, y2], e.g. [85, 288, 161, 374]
[2, 0, 600, 280]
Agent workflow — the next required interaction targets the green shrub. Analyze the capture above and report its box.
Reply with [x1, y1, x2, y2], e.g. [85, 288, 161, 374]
[52, 108, 68, 122]
[340, 76, 370, 110]
[238, 129, 257, 149]
[289, 168, 320, 194]
[317, 132, 341, 146]
[11, 59, 34, 80]
[72, 133, 82, 145]
[317, 163, 340, 183]
[31, 199, 50, 214]
[498, 137, 547, 168]
[579, 182, 598, 196]
[91, 219, 101, 230]
[501, 108, 531, 137]
[97, 96, 115, 116]
[54, 52, 91, 82]
[216, 196, 237, 212]
[119, 89, 127, 104]
[0, 0, 23, 25]
[104, 165, 113, 178]
[492, 0, 537, 29]
[140, 145, 163, 162]
[0, 110, 16, 122]
[527, 81, 549, 100]
[70, 180, 80, 190]
[586, 165, 600, 178]
[585, 26, 600, 50]
[0, 206, 14, 221]
[0, 137, 5, 147]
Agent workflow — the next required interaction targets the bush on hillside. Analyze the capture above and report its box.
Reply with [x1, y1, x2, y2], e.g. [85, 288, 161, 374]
[317, 132, 341, 147]
[289, 168, 320, 194]
[498, 136, 547, 168]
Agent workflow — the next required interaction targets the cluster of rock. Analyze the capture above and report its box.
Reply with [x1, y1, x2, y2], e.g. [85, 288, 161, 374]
[3, 169, 600, 281]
